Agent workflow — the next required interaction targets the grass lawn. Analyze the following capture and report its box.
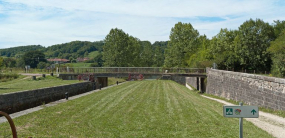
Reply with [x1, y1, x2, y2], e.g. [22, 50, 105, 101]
[0, 80, 272, 137]
[0, 76, 125, 95]
[66, 63, 92, 67]
[0, 76, 80, 95]
[87, 51, 100, 59]
[108, 77, 126, 85]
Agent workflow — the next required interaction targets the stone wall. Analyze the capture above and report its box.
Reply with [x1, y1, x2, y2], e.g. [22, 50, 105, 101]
[186, 77, 198, 89]
[185, 77, 206, 92]
[0, 82, 93, 114]
[171, 75, 186, 85]
[206, 68, 285, 110]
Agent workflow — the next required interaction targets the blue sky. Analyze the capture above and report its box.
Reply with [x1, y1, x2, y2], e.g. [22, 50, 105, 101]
[0, 0, 284, 49]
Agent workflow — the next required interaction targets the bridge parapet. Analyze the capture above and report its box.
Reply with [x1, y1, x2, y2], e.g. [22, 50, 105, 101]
[57, 67, 206, 74]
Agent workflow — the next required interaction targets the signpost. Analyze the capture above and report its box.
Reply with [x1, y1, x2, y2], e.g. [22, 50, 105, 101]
[223, 103, 259, 138]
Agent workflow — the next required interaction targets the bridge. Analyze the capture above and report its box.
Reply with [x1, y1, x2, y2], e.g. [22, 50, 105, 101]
[56, 67, 207, 91]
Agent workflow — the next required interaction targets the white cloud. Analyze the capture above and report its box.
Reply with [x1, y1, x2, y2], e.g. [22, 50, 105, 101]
[0, 0, 285, 48]
[3, 0, 275, 17]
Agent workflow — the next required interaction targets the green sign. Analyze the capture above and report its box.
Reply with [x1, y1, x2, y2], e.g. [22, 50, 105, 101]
[226, 108, 233, 115]
[251, 109, 257, 115]
[223, 105, 259, 118]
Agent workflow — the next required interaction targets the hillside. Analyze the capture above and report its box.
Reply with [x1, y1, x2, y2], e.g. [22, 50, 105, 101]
[0, 40, 167, 60]
[44, 41, 104, 59]
[0, 41, 104, 59]
[0, 45, 45, 57]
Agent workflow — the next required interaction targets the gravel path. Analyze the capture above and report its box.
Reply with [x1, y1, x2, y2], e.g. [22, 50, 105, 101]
[19, 73, 45, 76]
[186, 84, 285, 138]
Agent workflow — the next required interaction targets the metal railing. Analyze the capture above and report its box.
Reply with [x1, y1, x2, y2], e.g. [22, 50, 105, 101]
[0, 111, 17, 138]
[56, 67, 206, 74]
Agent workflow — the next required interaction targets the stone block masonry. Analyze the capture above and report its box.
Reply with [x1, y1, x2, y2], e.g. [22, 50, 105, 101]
[0, 82, 93, 114]
[206, 68, 285, 110]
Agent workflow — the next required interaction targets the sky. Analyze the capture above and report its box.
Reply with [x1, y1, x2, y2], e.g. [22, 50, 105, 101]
[0, 0, 285, 49]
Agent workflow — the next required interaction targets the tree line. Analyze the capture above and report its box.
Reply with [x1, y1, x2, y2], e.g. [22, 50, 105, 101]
[1, 18, 285, 77]
[103, 19, 285, 77]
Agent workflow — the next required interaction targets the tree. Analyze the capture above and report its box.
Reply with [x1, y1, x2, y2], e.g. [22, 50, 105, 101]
[22, 50, 47, 68]
[140, 41, 154, 67]
[188, 35, 212, 68]
[127, 36, 141, 67]
[37, 62, 46, 69]
[2, 57, 16, 68]
[16, 58, 25, 68]
[103, 28, 130, 67]
[0, 45, 44, 57]
[153, 45, 164, 67]
[93, 52, 104, 67]
[209, 29, 239, 69]
[268, 30, 285, 77]
[273, 20, 285, 37]
[164, 22, 199, 67]
[0, 57, 3, 68]
[236, 18, 275, 71]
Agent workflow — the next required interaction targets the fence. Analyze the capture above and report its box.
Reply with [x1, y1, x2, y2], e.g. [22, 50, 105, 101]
[57, 67, 206, 74]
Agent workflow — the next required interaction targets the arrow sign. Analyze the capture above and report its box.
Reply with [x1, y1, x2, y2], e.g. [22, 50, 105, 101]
[223, 105, 259, 118]
[251, 109, 257, 115]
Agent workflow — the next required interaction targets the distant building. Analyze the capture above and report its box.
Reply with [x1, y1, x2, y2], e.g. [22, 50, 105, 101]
[47, 58, 70, 64]
[76, 57, 89, 62]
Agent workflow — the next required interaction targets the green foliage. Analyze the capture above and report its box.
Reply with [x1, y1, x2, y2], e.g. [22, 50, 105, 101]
[127, 36, 141, 67]
[87, 51, 100, 59]
[23, 50, 47, 68]
[2, 57, 16, 68]
[268, 30, 285, 77]
[0, 57, 3, 68]
[103, 28, 130, 67]
[236, 18, 274, 71]
[153, 45, 164, 67]
[273, 20, 285, 37]
[187, 35, 212, 68]
[0, 41, 104, 62]
[1, 19, 285, 72]
[0, 73, 19, 82]
[0, 45, 45, 57]
[103, 28, 150, 67]
[140, 41, 154, 67]
[37, 62, 47, 69]
[45, 41, 104, 59]
[152, 41, 167, 67]
[16, 58, 25, 68]
[164, 22, 199, 67]
[209, 29, 240, 69]
[87, 52, 104, 67]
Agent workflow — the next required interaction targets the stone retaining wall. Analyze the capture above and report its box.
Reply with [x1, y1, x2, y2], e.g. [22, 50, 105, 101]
[186, 77, 198, 89]
[0, 82, 93, 114]
[171, 75, 186, 85]
[206, 68, 285, 110]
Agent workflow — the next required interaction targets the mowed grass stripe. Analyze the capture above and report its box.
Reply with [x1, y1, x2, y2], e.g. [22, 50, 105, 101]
[0, 80, 272, 137]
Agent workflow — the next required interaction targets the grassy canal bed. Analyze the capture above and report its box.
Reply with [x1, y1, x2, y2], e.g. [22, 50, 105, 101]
[0, 76, 125, 95]
[0, 80, 271, 137]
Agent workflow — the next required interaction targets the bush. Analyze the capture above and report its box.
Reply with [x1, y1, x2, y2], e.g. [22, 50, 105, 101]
[0, 73, 20, 82]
